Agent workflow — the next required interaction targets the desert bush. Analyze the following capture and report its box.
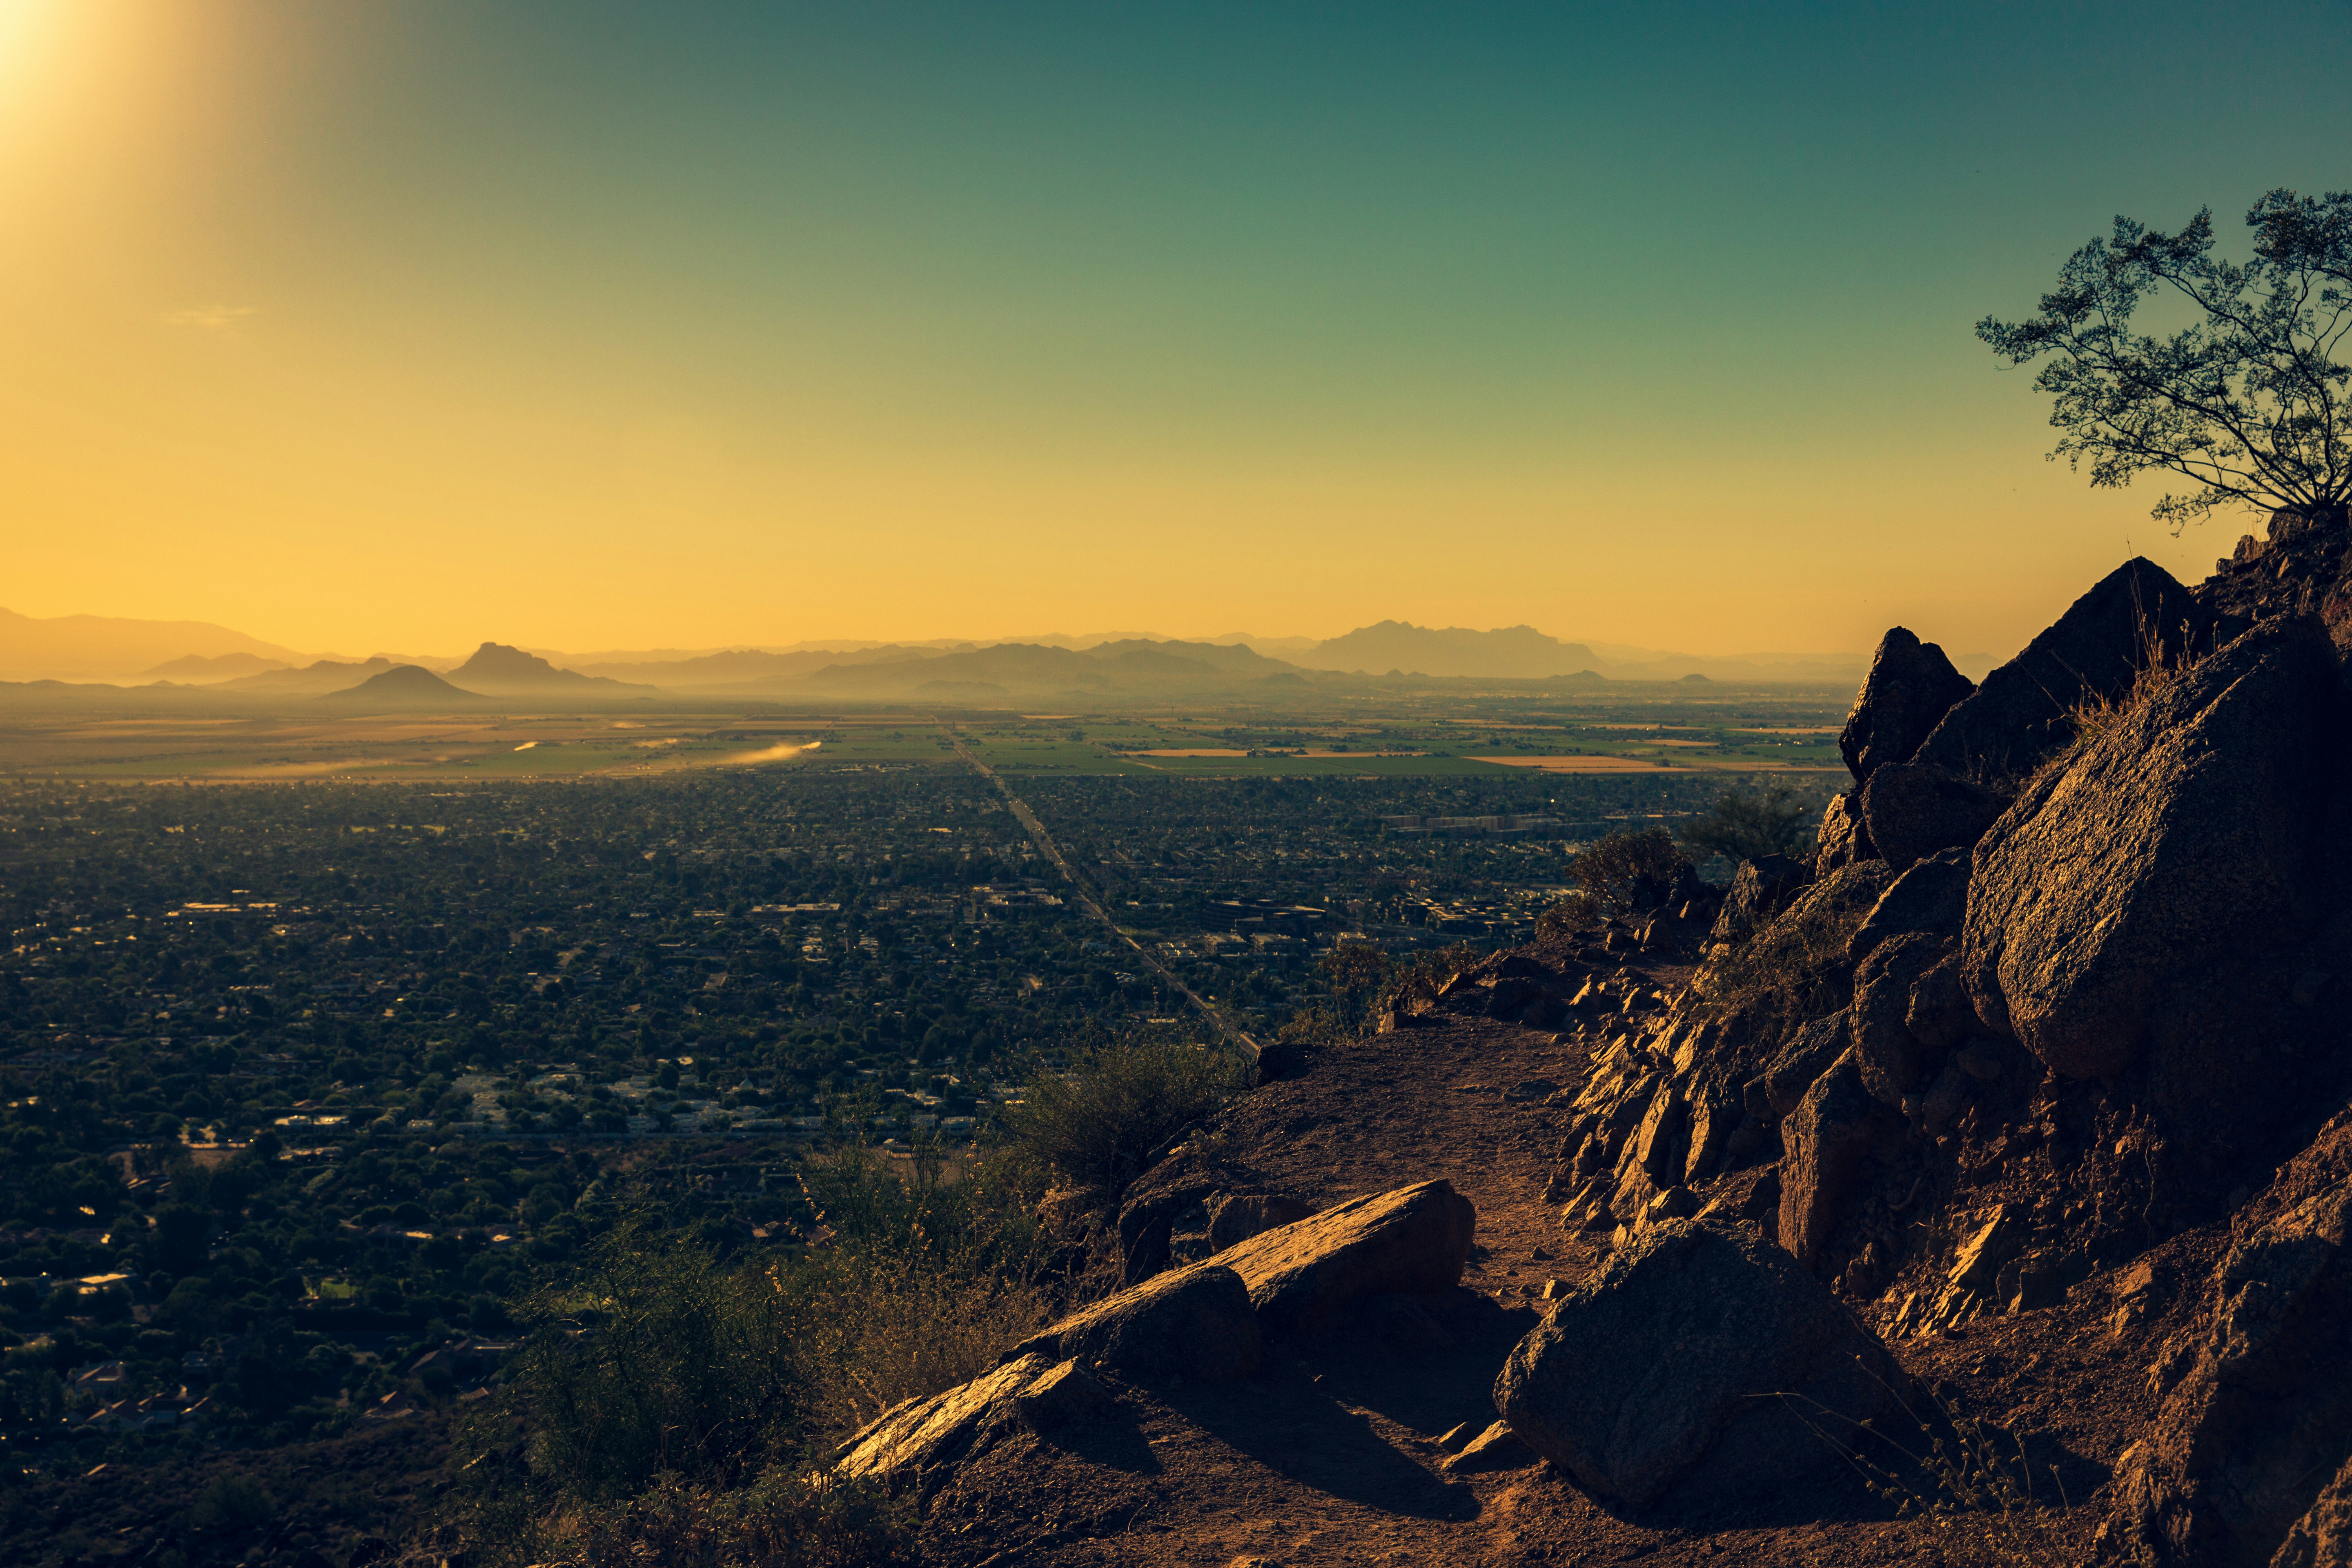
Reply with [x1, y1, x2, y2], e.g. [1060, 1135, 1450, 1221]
[1690, 875, 1876, 1032]
[1536, 890, 1606, 937]
[1369, 942, 1482, 1018]
[498, 1221, 804, 1504]
[558, 1469, 914, 1568]
[1676, 781, 1817, 862]
[186, 1473, 274, 1532]
[1568, 827, 1690, 916]
[1010, 1034, 1250, 1193]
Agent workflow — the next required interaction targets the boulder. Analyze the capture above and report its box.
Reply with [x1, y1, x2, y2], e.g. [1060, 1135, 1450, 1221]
[1849, 846, 1970, 961]
[1777, 1049, 1885, 1271]
[1903, 953, 1978, 1053]
[1849, 934, 1949, 1109]
[1003, 1263, 1261, 1383]
[1708, 854, 1813, 944]
[1813, 791, 1875, 874]
[1838, 627, 1975, 782]
[1495, 1219, 1911, 1511]
[1859, 764, 2003, 871]
[2273, 1453, 2352, 1568]
[2111, 1120, 2352, 1566]
[1214, 1179, 1477, 1336]
[1912, 557, 2205, 784]
[1207, 1192, 1317, 1252]
[1963, 616, 2337, 1080]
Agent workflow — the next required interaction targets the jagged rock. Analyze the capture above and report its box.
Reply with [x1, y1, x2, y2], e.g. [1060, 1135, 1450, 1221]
[2111, 1116, 2352, 1566]
[1839, 627, 1976, 783]
[1858, 764, 2003, 871]
[1116, 1157, 1225, 1284]
[1212, 1179, 1477, 1336]
[1207, 1192, 1317, 1252]
[1814, 791, 1875, 873]
[1913, 557, 2206, 784]
[1963, 616, 2337, 1080]
[1849, 846, 1970, 961]
[1709, 854, 1813, 944]
[1003, 1263, 1261, 1383]
[1849, 934, 1948, 1109]
[1777, 1049, 1886, 1271]
[1758, 1012, 1852, 1119]
[1903, 953, 1978, 1052]
[1495, 1219, 1910, 1511]
[1633, 1083, 1690, 1185]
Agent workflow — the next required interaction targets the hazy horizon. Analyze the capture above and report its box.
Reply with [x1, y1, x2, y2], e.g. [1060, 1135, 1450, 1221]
[8, 2, 2348, 658]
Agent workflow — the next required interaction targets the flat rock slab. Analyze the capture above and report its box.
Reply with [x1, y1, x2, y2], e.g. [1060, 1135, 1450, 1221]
[1006, 1262, 1261, 1383]
[837, 1352, 1060, 1486]
[1214, 1178, 1478, 1336]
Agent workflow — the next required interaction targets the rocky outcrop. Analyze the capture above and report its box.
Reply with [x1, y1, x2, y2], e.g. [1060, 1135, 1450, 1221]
[1913, 557, 2205, 784]
[1213, 1179, 1477, 1335]
[1838, 627, 1975, 783]
[1858, 763, 2002, 870]
[1002, 1263, 1261, 1383]
[1962, 615, 2338, 1080]
[1495, 1219, 1910, 1511]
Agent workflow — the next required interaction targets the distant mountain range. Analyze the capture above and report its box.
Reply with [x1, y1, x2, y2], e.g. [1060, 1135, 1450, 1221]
[0, 607, 302, 682]
[0, 605, 1920, 695]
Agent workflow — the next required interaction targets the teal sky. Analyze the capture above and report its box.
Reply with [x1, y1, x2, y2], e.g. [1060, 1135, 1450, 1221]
[5, 0, 2348, 657]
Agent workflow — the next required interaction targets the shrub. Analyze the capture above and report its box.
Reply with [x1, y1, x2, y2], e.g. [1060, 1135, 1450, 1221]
[187, 1474, 274, 1532]
[1568, 827, 1690, 916]
[1009, 1035, 1248, 1193]
[1675, 781, 1817, 863]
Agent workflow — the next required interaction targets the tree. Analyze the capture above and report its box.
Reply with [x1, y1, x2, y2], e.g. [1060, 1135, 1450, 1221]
[1567, 827, 1690, 917]
[1978, 188, 2352, 532]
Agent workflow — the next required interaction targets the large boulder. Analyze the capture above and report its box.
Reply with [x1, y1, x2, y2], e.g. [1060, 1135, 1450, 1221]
[1495, 1219, 1910, 1511]
[1002, 1263, 1261, 1383]
[837, 1352, 1063, 1490]
[1913, 557, 2205, 784]
[1214, 1179, 1477, 1336]
[1777, 1049, 1887, 1270]
[1858, 763, 2002, 871]
[1839, 627, 1975, 782]
[1962, 615, 2338, 1080]
[2110, 1119, 2352, 1566]
[1848, 846, 1969, 961]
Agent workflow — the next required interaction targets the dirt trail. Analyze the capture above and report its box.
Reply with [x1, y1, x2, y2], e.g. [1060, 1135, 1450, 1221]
[917, 938, 2136, 1565]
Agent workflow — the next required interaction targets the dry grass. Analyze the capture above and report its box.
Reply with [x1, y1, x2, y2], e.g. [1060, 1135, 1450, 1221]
[2064, 610, 2206, 746]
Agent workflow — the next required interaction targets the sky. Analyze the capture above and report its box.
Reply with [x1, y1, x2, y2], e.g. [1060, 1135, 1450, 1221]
[4, 1, 2350, 661]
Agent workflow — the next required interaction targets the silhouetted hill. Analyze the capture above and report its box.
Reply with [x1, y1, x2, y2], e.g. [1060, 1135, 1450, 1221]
[450, 642, 650, 694]
[218, 658, 398, 694]
[1301, 621, 1603, 679]
[322, 665, 483, 706]
[141, 652, 294, 682]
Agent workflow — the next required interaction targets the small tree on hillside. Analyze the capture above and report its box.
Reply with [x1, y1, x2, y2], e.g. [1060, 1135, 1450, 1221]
[1561, 827, 1689, 920]
[1978, 188, 2352, 532]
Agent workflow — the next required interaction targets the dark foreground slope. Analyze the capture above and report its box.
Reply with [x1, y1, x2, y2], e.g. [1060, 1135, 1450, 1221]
[873, 506, 2352, 1567]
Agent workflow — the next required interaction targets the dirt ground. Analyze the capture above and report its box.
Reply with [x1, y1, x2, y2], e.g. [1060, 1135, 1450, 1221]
[915, 940, 2145, 1566]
